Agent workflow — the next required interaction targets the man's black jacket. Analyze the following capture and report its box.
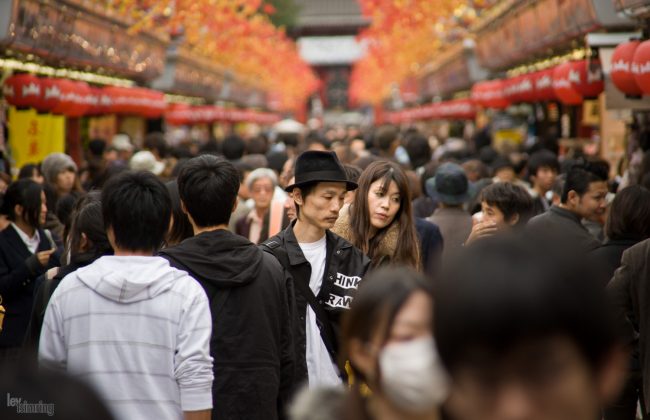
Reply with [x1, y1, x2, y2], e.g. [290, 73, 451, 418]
[262, 222, 370, 385]
[160, 229, 295, 420]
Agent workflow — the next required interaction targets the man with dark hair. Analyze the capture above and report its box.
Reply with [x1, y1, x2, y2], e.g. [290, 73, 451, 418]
[263, 151, 370, 388]
[221, 134, 246, 161]
[373, 125, 400, 159]
[159, 155, 294, 420]
[527, 167, 607, 251]
[39, 171, 213, 420]
[466, 182, 534, 244]
[404, 132, 432, 171]
[436, 236, 627, 420]
[527, 149, 560, 214]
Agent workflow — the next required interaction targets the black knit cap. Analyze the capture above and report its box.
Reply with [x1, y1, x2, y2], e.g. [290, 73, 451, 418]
[284, 151, 357, 192]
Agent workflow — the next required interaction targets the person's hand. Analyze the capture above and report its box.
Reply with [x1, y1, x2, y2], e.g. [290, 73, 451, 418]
[36, 249, 55, 267]
[466, 221, 498, 245]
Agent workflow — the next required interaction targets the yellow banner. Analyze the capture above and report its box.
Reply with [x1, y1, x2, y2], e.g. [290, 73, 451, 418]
[8, 107, 65, 169]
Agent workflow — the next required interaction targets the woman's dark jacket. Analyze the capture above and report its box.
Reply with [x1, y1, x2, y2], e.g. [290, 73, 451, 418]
[0, 225, 61, 348]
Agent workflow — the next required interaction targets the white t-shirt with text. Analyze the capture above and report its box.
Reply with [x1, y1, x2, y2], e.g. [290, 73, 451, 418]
[299, 235, 341, 387]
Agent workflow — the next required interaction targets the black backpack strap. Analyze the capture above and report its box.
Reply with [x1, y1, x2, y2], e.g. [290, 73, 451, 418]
[262, 241, 338, 362]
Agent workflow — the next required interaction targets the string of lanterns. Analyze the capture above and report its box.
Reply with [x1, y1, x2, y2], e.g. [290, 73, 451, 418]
[84, 0, 318, 111]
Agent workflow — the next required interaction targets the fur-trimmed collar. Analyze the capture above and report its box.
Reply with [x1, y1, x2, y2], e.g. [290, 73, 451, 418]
[333, 204, 400, 265]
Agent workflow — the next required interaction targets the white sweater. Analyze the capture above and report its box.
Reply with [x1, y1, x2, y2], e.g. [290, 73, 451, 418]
[39, 255, 213, 420]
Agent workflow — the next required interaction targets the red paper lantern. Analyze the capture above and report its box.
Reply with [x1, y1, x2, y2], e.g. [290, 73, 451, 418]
[50, 80, 93, 117]
[141, 89, 166, 118]
[3, 74, 41, 109]
[632, 40, 650, 96]
[38, 78, 62, 112]
[553, 63, 583, 105]
[611, 40, 642, 96]
[86, 87, 103, 115]
[533, 69, 556, 101]
[51, 79, 78, 115]
[568, 60, 604, 99]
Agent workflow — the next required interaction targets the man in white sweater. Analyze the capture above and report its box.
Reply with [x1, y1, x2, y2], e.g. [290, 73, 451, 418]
[39, 171, 213, 420]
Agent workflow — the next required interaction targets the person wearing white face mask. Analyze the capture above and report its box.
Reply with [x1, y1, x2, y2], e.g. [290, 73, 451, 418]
[290, 267, 447, 420]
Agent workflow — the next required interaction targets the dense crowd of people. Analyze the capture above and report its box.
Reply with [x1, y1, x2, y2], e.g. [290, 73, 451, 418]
[0, 123, 650, 420]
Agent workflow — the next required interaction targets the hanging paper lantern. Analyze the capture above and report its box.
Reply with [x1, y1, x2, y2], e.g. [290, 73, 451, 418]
[3, 74, 41, 109]
[552, 63, 583, 105]
[632, 39, 650, 96]
[37, 78, 62, 112]
[611, 40, 642, 96]
[51, 79, 79, 116]
[568, 60, 604, 99]
[533, 69, 556, 101]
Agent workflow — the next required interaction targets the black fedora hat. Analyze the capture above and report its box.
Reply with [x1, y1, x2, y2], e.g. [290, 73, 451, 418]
[285, 151, 357, 192]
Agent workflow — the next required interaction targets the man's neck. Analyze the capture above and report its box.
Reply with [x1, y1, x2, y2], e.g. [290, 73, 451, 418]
[439, 203, 462, 210]
[533, 184, 548, 197]
[113, 248, 154, 257]
[293, 219, 326, 244]
[13, 219, 35, 238]
[557, 203, 581, 218]
[255, 207, 268, 218]
[193, 224, 228, 236]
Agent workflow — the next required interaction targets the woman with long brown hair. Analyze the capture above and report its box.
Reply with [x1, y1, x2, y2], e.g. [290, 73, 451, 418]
[333, 160, 420, 269]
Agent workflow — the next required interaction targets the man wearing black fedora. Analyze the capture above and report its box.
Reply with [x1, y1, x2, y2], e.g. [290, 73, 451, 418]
[262, 151, 370, 389]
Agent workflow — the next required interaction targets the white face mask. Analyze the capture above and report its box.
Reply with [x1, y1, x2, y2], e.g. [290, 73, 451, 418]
[378, 336, 449, 412]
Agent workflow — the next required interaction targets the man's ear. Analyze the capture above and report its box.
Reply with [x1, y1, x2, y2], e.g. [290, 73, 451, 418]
[180, 200, 188, 215]
[293, 188, 304, 206]
[567, 190, 579, 206]
[597, 346, 628, 406]
[14, 204, 23, 219]
[507, 213, 520, 227]
[106, 226, 116, 249]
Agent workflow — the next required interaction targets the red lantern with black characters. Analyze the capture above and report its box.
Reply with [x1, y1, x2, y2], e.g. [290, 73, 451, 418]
[611, 40, 642, 96]
[553, 63, 583, 105]
[632, 39, 650, 96]
[3, 74, 41, 109]
[568, 60, 604, 99]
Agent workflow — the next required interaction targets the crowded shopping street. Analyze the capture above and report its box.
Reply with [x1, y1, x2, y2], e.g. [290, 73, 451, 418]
[1, 0, 650, 419]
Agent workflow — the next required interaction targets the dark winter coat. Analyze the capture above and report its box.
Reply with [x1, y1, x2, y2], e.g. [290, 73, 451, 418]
[591, 238, 641, 286]
[262, 222, 370, 386]
[527, 205, 601, 252]
[608, 239, 650, 413]
[159, 229, 295, 420]
[0, 225, 61, 348]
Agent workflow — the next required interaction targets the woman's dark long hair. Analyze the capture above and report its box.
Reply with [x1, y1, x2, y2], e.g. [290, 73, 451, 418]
[340, 267, 433, 420]
[350, 161, 420, 269]
[165, 180, 194, 246]
[606, 185, 650, 241]
[67, 191, 113, 265]
[0, 179, 43, 228]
